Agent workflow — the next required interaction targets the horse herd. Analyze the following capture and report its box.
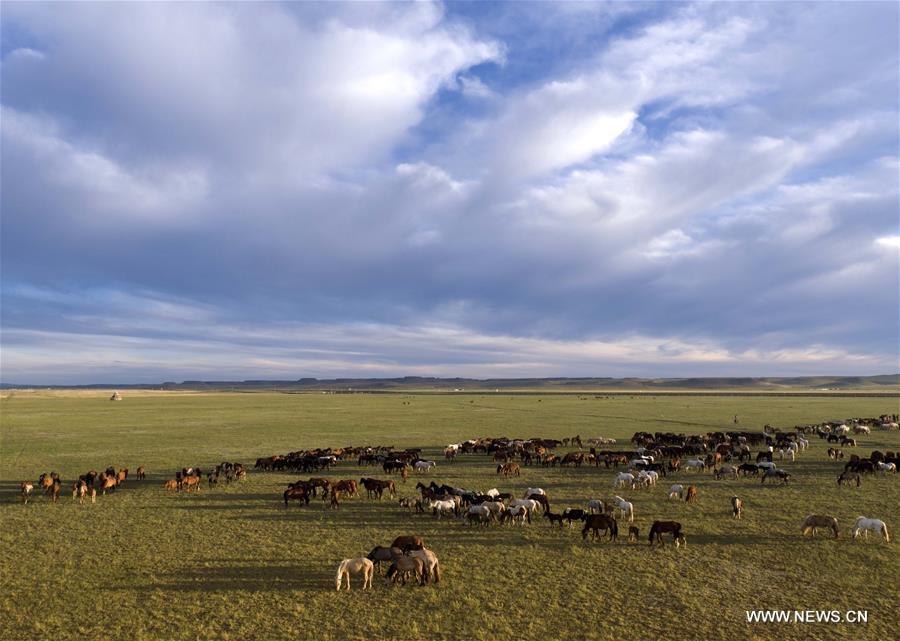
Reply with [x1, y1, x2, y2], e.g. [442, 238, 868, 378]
[20, 466, 143, 505]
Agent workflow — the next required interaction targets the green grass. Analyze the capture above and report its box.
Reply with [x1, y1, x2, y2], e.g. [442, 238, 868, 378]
[1, 390, 898, 641]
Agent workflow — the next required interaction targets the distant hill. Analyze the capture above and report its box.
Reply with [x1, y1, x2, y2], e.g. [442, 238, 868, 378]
[3, 374, 898, 392]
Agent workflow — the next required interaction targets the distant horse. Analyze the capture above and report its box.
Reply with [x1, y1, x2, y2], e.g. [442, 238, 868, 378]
[181, 475, 201, 493]
[496, 463, 520, 477]
[523, 487, 546, 498]
[852, 517, 890, 543]
[428, 498, 457, 518]
[801, 514, 839, 538]
[587, 498, 605, 513]
[648, 520, 684, 546]
[685, 486, 698, 503]
[581, 513, 618, 541]
[668, 484, 684, 500]
[731, 496, 743, 519]
[336, 558, 374, 591]
[837, 472, 861, 487]
[760, 469, 791, 485]
[21, 482, 33, 504]
[628, 526, 640, 542]
[543, 510, 566, 527]
[163, 479, 179, 491]
[136, 466, 146, 480]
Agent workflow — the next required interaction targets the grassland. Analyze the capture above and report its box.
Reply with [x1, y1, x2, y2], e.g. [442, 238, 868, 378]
[1, 390, 898, 641]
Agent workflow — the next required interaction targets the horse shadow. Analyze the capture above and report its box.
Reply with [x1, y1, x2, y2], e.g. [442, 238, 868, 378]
[129, 563, 332, 592]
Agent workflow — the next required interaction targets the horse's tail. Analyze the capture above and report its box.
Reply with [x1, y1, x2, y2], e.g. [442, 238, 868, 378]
[433, 560, 441, 583]
[882, 524, 890, 542]
[336, 560, 346, 590]
[648, 526, 655, 543]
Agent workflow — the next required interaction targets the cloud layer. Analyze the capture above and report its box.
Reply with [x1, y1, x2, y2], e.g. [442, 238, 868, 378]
[2, 2, 898, 383]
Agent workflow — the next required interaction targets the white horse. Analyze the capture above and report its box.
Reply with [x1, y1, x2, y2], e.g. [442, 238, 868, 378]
[877, 462, 897, 473]
[409, 548, 441, 583]
[612, 495, 634, 522]
[485, 488, 500, 498]
[641, 470, 659, 486]
[852, 517, 890, 542]
[509, 498, 540, 514]
[504, 505, 530, 525]
[587, 498, 605, 513]
[414, 460, 436, 473]
[522, 487, 545, 498]
[465, 504, 493, 524]
[798, 437, 809, 450]
[683, 459, 706, 471]
[336, 558, 374, 591]
[668, 484, 684, 500]
[428, 498, 456, 518]
[614, 472, 635, 489]
[757, 461, 776, 471]
[482, 500, 506, 516]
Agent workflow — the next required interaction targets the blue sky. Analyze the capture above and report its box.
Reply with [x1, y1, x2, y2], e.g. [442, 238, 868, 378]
[1, 1, 898, 384]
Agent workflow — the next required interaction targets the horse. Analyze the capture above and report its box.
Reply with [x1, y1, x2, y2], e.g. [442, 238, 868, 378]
[117, 468, 128, 487]
[684, 486, 698, 503]
[738, 463, 759, 477]
[581, 514, 618, 541]
[465, 505, 493, 525]
[181, 475, 201, 493]
[668, 484, 684, 500]
[562, 508, 586, 526]
[587, 498, 605, 513]
[136, 466, 146, 480]
[428, 498, 457, 518]
[526, 493, 550, 512]
[648, 520, 683, 546]
[39, 473, 56, 496]
[612, 496, 634, 522]
[283, 486, 310, 507]
[522, 487, 545, 498]
[386, 556, 425, 586]
[414, 460, 436, 473]
[837, 472, 861, 487]
[391, 536, 425, 553]
[715, 466, 738, 480]
[852, 517, 890, 542]
[731, 496, 743, 519]
[628, 526, 640, 542]
[496, 463, 520, 477]
[614, 472, 635, 489]
[760, 469, 790, 485]
[543, 510, 566, 527]
[877, 462, 897, 473]
[336, 558, 374, 590]
[408, 548, 441, 584]
[682, 459, 706, 472]
[366, 546, 402, 572]
[96, 476, 117, 495]
[501, 505, 531, 525]
[801, 514, 839, 538]
[21, 482, 34, 504]
[360, 478, 396, 499]
[163, 479, 179, 491]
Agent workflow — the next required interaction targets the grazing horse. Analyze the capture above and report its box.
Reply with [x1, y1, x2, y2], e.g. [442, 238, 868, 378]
[760, 469, 791, 485]
[684, 486, 698, 503]
[614, 472, 635, 489]
[336, 558, 374, 591]
[668, 484, 684, 500]
[523, 487, 546, 498]
[628, 526, 640, 542]
[587, 498, 605, 513]
[283, 486, 310, 507]
[496, 463, 520, 477]
[526, 493, 550, 513]
[852, 517, 890, 543]
[562, 508, 587, 525]
[801, 514, 839, 538]
[465, 505, 493, 525]
[738, 463, 759, 477]
[837, 472, 861, 487]
[21, 482, 34, 504]
[414, 460, 437, 473]
[543, 510, 566, 527]
[366, 546, 403, 573]
[408, 548, 441, 584]
[163, 479, 179, 491]
[386, 556, 425, 586]
[581, 514, 618, 541]
[181, 475, 201, 492]
[731, 496, 743, 519]
[612, 496, 634, 522]
[714, 466, 738, 480]
[648, 520, 683, 546]
[391, 535, 425, 553]
[428, 498, 457, 518]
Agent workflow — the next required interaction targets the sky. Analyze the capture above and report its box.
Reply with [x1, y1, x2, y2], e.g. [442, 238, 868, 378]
[1, 1, 898, 384]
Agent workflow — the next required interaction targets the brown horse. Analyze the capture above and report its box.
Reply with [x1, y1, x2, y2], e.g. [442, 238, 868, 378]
[628, 526, 640, 542]
[117, 469, 128, 487]
[685, 486, 698, 503]
[330, 479, 357, 497]
[181, 475, 201, 493]
[136, 466, 146, 480]
[386, 556, 425, 586]
[100, 476, 118, 495]
[163, 479, 179, 491]
[496, 463, 521, 477]
[581, 514, 618, 541]
[391, 535, 425, 553]
[648, 520, 684, 545]
[284, 486, 310, 507]
[837, 472, 861, 487]
[801, 514, 839, 538]
[360, 478, 396, 499]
